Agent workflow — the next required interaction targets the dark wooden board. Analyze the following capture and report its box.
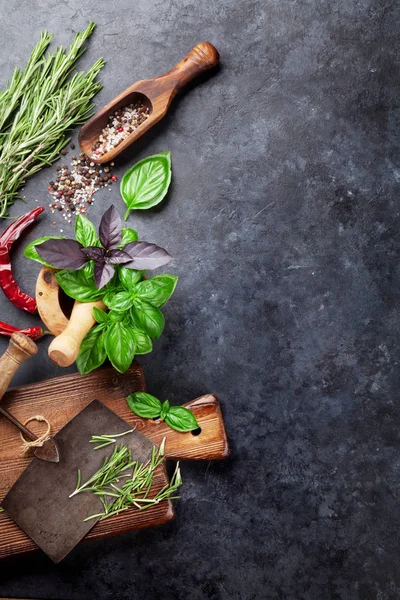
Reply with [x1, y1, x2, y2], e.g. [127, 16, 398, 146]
[0, 364, 229, 559]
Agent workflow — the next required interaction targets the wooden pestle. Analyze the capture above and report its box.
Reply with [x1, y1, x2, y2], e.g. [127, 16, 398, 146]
[0, 333, 38, 400]
[48, 299, 105, 367]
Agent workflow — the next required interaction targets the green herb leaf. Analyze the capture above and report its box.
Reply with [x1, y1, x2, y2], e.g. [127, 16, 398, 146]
[121, 151, 172, 219]
[93, 307, 109, 324]
[56, 269, 104, 302]
[104, 321, 136, 373]
[108, 310, 125, 322]
[133, 274, 178, 308]
[76, 323, 107, 374]
[160, 399, 170, 421]
[24, 236, 65, 266]
[120, 227, 139, 245]
[106, 290, 134, 313]
[165, 406, 199, 432]
[130, 299, 165, 339]
[126, 392, 162, 418]
[75, 214, 98, 247]
[131, 328, 152, 354]
[119, 266, 144, 290]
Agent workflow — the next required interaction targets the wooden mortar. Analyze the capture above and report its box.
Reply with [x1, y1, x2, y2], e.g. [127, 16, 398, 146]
[36, 267, 105, 367]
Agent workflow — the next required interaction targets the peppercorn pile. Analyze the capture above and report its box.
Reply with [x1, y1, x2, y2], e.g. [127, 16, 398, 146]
[48, 147, 116, 224]
[92, 102, 150, 157]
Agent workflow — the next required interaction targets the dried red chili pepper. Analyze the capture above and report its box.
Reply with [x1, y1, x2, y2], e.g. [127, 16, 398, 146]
[0, 206, 45, 313]
[0, 321, 45, 340]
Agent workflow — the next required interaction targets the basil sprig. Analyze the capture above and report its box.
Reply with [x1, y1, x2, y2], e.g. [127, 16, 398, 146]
[126, 392, 199, 433]
[73, 267, 177, 374]
[120, 151, 172, 220]
[29, 204, 172, 290]
[26, 205, 178, 375]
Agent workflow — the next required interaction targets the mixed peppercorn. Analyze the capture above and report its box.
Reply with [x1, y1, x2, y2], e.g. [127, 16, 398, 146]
[91, 102, 150, 157]
[47, 146, 117, 224]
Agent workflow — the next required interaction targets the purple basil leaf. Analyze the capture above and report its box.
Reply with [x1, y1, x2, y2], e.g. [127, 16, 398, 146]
[99, 205, 122, 249]
[94, 261, 115, 289]
[106, 249, 132, 265]
[82, 246, 106, 262]
[36, 239, 88, 270]
[123, 241, 172, 270]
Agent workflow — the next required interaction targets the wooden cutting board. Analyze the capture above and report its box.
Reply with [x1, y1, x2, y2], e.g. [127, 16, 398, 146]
[0, 364, 229, 559]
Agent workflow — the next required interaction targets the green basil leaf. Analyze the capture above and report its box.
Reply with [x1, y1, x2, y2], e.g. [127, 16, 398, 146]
[120, 227, 139, 245]
[130, 299, 165, 339]
[108, 311, 125, 322]
[104, 321, 136, 373]
[75, 214, 98, 247]
[126, 392, 162, 418]
[93, 307, 109, 324]
[24, 236, 65, 267]
[76, 324, 107, 375]
[133, 274, 178, 308]
[106, 290, 134, 312]
[132, 328, 152, 354]
[165, 406, 199, 432]
[160, 399, 170, 421]
[56, 269, 104, 302]
[119, 266, 144, 290]
[83, 260, 95, 277]
[121, 151, 172, 219]
[102, 289, 116, 307]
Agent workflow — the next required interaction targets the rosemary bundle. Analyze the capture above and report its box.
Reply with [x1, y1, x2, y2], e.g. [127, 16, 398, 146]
[0, 22, 104, 217]
[70, 438, 182, 522]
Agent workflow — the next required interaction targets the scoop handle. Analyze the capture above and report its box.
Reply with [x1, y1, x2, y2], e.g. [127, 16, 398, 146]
[160, 42, 219, 91]
[0, 333, 38, 401]
[48, 299, 105, 367]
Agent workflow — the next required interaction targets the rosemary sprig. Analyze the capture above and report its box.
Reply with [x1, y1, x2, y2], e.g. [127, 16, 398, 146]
[0, 32, 52, 137]
[90, 428, 136, 450]
[0, 22, 104, 217]
[70, 437, 182, 522]
[70, 444, 134, 498]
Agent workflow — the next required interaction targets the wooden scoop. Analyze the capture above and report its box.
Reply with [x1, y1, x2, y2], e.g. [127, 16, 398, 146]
[79, 41, 219, 164]
[0, 333, 59, 463]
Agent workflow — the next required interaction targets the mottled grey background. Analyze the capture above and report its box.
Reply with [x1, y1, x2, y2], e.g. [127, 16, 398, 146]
[0, 0, 399, 598]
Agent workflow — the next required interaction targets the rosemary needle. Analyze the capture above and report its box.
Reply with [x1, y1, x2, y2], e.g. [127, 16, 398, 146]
[0, 22, 104, 217]
[71, 438, 183, 522]
[90, 428, 136, 450]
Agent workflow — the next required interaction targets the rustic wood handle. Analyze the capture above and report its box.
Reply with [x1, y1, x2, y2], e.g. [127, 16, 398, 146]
[0, 333, 38, 401]
[160, 42, 219, 91]
[138, 394, 230, 461]
[48, 299, 105, 367]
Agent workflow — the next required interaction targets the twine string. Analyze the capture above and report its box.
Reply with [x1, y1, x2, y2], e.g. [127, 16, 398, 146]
[19, 415, 51, 455]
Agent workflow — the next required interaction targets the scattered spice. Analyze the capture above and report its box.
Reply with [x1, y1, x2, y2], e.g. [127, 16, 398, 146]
[92, 102, 150, 157]
[47, 150, 115, 221]
[0, 207, 45, 313]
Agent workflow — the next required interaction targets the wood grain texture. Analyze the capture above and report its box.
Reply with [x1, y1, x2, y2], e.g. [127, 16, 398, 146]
[0, 334, 38, 400]
[35, 267, 68, 336]
[0, 365, 229, 559]
[48, 297, 106, 367]
[79, 42, 219, 163]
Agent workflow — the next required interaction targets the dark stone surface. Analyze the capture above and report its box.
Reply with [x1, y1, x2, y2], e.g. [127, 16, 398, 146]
[0, 0, 399, 598]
